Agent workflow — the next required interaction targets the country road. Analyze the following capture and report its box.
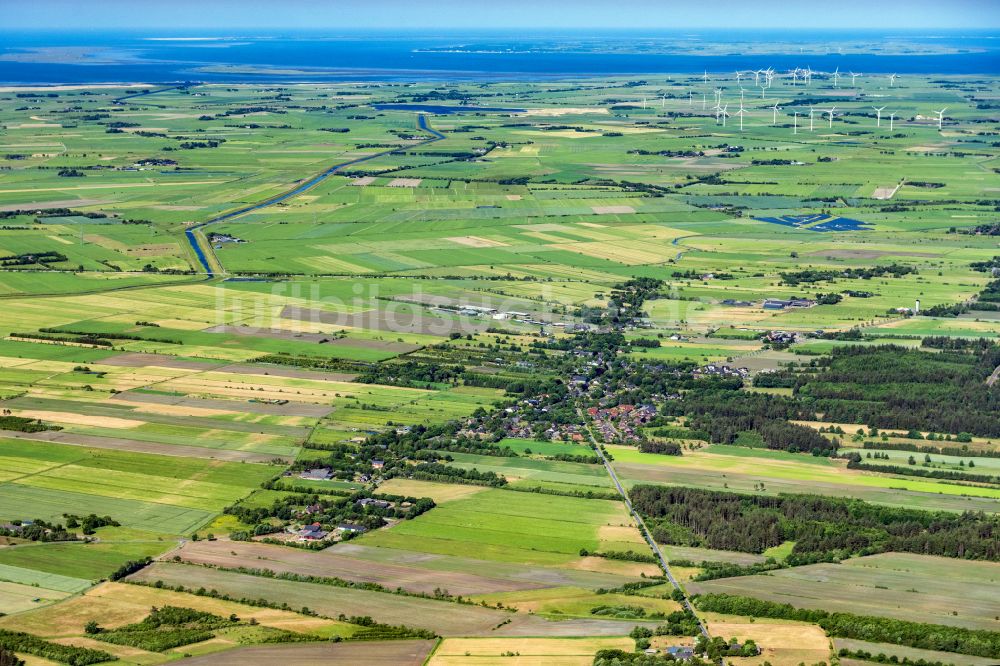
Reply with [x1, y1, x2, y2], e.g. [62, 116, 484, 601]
[580, 409, 712, 640]
[185, 112, 446, 276]
[115, 84, 446, 277]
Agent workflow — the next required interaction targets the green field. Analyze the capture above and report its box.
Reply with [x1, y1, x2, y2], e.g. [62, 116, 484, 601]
[690, 552, 1000, 630]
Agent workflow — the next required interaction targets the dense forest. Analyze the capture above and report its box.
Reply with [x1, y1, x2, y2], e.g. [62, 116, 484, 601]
[660, 390, 835, 455]
[630, 485, 1000, 561]
[795, 345, 1000, 437]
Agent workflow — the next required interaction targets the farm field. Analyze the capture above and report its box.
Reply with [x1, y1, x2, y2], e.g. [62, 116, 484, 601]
[180, 640, 438, 666]
[609, 444, 1000, 513]
[1, 45, 999, 666]
[689, 553, 1000, 630]
[428, 637, 633, 666]
[355, 488, 652, 569]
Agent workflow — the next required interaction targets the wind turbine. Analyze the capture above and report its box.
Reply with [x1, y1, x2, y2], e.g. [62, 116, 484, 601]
[735, 70, 743, 84]
[793, 111, 799, 134]
[703, 70, 710, 85]
[661, 95, 666, 109]
[832, 67, 841, 88]
[888, 111, 896, 132]
[739, 87, 746, 104]
[809, 106, 815, 132]
[935, 107, 947, 130]
[642, 96, 647, 109]
[873, 106, 886, 128]
[735, 103, 748, 131]
[771, 102, 781, 125]
[850, 71, 862, 86]
[826, 106, 837, 129]
[804, 67, 814, 86]
[753, 69, 761, 86]
[713, 101, 722, 123]
[702, 93, 707, 110]
[889, 73, 898, 87]
[720, 104, 730, 127]
[688, 90, 693, 107]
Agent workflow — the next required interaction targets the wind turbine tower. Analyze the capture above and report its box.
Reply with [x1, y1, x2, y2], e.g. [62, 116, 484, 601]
[889, 112, 896, 132]
[826, 106, 836, 129]
[735, 104, 748, 132]
[889, 73, 898, 87]
[771, 102, 781, 125]
[809, 107, 815, 132]
[850, 71, 861, 86]
[832, 67, 841, 88]
[935, 107, 948, 130]
[793, 111, 799, 134]
[873, 106, 886, 128]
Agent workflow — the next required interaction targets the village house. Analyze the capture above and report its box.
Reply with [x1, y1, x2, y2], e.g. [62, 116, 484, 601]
[296, 523, 328, 541]
[337, 523, 368, 534]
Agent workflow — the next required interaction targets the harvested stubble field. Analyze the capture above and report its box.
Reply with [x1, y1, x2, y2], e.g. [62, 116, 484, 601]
[171, 538, 561, 596]
[126, 561, 653, 637]
[180, 640, 438, 666]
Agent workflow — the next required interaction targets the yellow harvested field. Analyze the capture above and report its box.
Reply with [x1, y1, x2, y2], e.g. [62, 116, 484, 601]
[567, 555, 661, 578]
[49, 636, 152, 661]
[554, 241, 669, 265]
[0, 582, 341, 637]
[375, 478, 489, 503]
[429, 637, 631, 666]
[597, 523, 647, 546]
[10, 410, 145, 429]
[387, 178, 422, 187]
[699, 621, 831, 666]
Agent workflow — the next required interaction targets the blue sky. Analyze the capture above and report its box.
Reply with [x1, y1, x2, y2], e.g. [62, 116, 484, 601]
[6, 0, 999, 30]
